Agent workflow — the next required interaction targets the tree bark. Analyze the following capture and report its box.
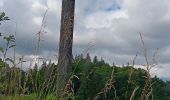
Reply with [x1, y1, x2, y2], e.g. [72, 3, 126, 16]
[57, 0, 75, 96]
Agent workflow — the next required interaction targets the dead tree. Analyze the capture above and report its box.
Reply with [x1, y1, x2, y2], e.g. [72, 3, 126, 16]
[57, 0, 75, 96]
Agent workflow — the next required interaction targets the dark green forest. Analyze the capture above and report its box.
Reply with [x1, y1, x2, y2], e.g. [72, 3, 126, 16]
[0, 53, 170, 100]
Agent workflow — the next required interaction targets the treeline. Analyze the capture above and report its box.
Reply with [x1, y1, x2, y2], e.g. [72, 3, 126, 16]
[0, 53, 170, 99]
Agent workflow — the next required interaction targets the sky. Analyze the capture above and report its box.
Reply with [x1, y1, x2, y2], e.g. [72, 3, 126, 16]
[0, 0, 170, 80]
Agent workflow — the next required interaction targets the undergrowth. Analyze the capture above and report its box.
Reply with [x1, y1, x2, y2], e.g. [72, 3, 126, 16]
[0, 12, 169, 100]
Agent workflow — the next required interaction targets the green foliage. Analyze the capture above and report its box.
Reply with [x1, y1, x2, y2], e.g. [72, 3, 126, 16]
[72, 54, 169, 100]
[0, 34, 16, 65]
[0, 12, 15, 65]
[0, 53, 169, 99]
[0, 12, 10, 23]
[0, 47, 4, 53]
[0, 94, 56, 100]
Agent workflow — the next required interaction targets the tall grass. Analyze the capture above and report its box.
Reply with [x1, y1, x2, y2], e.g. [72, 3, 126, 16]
[139, 33, 158, 100]
[0, 12, 161, 100]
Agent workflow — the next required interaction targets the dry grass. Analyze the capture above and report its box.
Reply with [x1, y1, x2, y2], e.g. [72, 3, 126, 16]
[139, 32, 158, 100]
[0, 9, 162, 100]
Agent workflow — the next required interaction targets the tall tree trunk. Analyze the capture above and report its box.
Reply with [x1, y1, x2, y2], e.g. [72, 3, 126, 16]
[57, 0, 75, 96]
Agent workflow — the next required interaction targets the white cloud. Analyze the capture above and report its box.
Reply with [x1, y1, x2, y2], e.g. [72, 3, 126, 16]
[133, 64, 170, 80]
[0, 1, 3, 7]
[32, 1, 47, 11]
[47, 0, 61, 14]
[33, 16, 43, 26]
[84, 10, 128, 29]
[151, 64, 170, 80]
[161, 12, 170, 22]
[122, 0, 140, 10]
[74, 30, 96, 45]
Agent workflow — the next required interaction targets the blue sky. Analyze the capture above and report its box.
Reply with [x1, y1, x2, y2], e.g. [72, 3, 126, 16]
[0, 0, 170, 80]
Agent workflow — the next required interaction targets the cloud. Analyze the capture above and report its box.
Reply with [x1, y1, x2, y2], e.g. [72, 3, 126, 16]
[33, 16, 43, 25]
[0, 0, 170, 80]
[32, 1, 47, 12]
[0, 1, 3, 7]
[84, 10, 128, 29]
[47, 0, 61, 13]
